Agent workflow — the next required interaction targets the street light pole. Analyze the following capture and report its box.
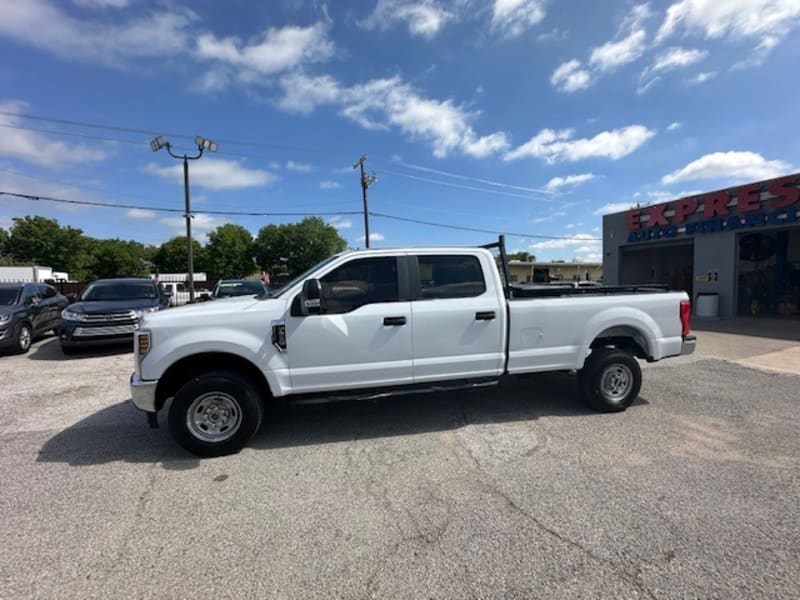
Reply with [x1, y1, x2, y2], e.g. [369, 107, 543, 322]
[183, 156, 194, 302]
[150, 135, 217, 303]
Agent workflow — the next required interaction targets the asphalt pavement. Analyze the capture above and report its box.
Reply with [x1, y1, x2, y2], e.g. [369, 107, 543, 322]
[0, 334, 798, 599]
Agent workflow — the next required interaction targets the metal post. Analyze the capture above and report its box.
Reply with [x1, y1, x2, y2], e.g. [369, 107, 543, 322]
[358, 159, 370, 248]
[183, 156, 195, 303]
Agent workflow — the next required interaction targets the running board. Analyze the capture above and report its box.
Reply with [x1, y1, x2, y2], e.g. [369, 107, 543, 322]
[290, 378, 499, 406]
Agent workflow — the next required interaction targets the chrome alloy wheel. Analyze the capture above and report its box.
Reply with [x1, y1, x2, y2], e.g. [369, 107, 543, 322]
[599, 364, 633, 403]
[186, 392, 243, 443]
[18, 325, 32, 351]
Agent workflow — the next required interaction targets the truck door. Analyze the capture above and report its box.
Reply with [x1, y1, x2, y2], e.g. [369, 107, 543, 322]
[285, 256, 413, 393]
[409, 254, 504, 383]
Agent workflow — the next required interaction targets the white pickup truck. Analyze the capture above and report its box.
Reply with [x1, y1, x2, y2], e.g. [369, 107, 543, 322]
[130, 238, 695, 456]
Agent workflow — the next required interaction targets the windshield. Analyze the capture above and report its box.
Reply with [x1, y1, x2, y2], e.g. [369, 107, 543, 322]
[215, 280, 267, 298]
[0, 288, 21, 305]
[80, 281, 158, 301]
[270, 254, 344, 298]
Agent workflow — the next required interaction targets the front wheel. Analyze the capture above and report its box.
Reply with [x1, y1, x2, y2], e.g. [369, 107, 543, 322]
[168, 370, 264, 457]
[14, 322, 33, 354]
[578, 348, 642, 412]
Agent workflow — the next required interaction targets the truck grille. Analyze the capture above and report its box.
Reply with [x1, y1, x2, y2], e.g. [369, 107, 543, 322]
[73, 324, 139, 337]
[82, 311, 137, 324]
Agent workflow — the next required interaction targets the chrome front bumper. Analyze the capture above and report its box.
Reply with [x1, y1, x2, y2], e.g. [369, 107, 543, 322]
[681, 335, 696, 356]
[130, 372, 158, 412]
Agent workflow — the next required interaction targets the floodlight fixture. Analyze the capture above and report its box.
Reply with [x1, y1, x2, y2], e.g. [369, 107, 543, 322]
[195, 136, 218, 153]
[150, 135, 168, 152]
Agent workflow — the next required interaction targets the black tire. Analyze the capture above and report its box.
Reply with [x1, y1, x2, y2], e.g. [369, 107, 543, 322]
[14, 322, 33, 354]
[168, 370, 264, 457]
[578, 348, 641, 412]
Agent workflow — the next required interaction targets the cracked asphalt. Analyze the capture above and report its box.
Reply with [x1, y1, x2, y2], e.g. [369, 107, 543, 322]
[1, 335, 799, 599]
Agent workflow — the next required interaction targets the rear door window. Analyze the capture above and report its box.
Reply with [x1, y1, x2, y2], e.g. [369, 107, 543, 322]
[416, 255, 486, 299]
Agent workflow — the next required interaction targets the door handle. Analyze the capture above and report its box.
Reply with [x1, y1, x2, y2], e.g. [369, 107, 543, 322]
[475, 311, 496, 321]
[383, 316, 407, 326]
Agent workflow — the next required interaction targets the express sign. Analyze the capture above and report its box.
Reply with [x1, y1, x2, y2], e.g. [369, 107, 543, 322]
[626, 174, 800, 243]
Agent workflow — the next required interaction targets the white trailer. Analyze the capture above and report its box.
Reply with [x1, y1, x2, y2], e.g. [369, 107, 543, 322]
[0, 265, 55, 283]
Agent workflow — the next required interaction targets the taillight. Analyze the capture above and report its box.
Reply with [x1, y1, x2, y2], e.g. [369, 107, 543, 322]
[680, 300, 691, 337]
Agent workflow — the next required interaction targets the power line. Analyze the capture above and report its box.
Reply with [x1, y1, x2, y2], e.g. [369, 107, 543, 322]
[0, 190, 598, 242]
[369, 211, 601, 241]
[0, 110, 553, 197]
[0, 191, 363, 218]
[380, 169, 556, 203]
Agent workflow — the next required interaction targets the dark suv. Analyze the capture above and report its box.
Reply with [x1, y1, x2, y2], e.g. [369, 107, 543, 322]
[0, 283, 69, 354]
[59, 278, 167, 354]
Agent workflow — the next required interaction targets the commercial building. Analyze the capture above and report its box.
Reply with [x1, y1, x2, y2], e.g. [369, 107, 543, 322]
[602, 173, 800, 318]
[507, 260, 602, 284]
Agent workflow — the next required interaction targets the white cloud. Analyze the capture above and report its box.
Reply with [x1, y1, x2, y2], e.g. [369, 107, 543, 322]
[537, 28, 568, 42]
[286, 160, 312, 172]
[553, 4, 652, 93]
[196, 22, 335, 83]
[530, 233, 601, 262]
[0, 215, 13, 230]
[0, 0, 195, 67]
[655, 0, 800, 50]
[649, 46, 707, 73]
[278, 74, 509, 159]
[145, 158, 277, 190]
[545, 173, 596, 191]
[125, 208, 156, 219]
[160, 213, 227, 236]
[0, 101, 109, 167]
[532, 210, 567, 223]
[328, 216, 352, 229]
[505, 125, 655, 163]
[358, 232, 385, 243]
[319, 180, 341, 190]
[72, 0, 131, 7]
[662, 151, 793, 184]
[687, 70, 716, 84]
[550, 60, 592, 93]
[593, 202, 638, 216]
[491, 0, 547, 38]
[361, 1, 454, 38]
[589, 29, 647, 72]
[276, 72, 342, 114]
[666, 121, 682, 131]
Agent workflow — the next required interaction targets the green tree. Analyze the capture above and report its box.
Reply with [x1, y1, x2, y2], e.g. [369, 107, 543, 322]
[0, 227, 8, 257]
[206, 224, 255, 278]
[88, 238, 150, 279]
[253, 217, 347, 277]
[6, 216, 93, 280]
[152, 236, 208, 274]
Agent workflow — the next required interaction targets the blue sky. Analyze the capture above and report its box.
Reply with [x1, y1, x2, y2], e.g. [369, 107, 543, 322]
[1, 0, 799, 263]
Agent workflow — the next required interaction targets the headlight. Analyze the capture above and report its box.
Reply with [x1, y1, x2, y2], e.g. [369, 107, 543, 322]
[134, 307, 160, 320]
[61, 309, 85, 321]
[0, 313, 10, 324]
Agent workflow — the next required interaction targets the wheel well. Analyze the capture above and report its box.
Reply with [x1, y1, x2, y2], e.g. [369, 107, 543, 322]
[155, 352, 273, 411]
[590, 326, 650, 360]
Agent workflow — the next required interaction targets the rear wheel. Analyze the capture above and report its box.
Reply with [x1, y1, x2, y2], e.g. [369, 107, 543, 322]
[578, 348, 641, 412]
[168, 370, 263, 457]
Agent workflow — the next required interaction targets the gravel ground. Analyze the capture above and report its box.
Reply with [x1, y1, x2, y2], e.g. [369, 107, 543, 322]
[1, 334, 798, 599]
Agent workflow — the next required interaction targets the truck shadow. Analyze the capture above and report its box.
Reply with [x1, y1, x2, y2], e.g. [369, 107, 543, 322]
[37, 373, 649, 469]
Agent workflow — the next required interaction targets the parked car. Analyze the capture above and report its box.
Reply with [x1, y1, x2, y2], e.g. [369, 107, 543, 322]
[129, 237, 695, 456]
[59, 278, 168, 354]
[207, 279, 269, 300]
[0, 283, 69, 354]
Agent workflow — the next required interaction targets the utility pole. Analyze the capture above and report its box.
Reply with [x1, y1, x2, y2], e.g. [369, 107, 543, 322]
[353, 154, 377, 248]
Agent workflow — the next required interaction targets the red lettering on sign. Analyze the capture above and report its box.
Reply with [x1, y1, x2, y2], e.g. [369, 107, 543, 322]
[703, 192, 729, 218]
[674, 197, 698, 223]
[626, 210, 641, 231]
[768, 175, 800, 209]
[736, 183, 762, 213]
[647, 203, 669, 226]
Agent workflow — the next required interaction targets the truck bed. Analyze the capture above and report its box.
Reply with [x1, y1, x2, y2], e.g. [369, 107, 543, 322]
[510, 283, 670, 299]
